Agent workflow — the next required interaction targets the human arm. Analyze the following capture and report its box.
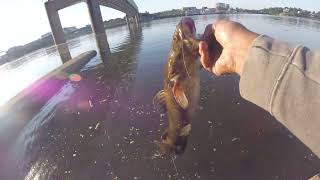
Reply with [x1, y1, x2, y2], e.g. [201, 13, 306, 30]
[199, 20, 320, 158]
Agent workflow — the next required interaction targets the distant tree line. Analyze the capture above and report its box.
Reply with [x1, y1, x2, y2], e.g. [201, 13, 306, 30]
[232, 7, 320, 20]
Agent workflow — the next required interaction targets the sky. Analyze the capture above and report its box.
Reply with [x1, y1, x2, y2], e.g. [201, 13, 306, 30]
[0, 0, 318, 52]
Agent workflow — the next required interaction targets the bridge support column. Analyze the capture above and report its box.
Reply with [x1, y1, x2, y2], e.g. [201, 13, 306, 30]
[45, 2, 72, 63]
[126, 16, 130, 27]
[86, 0, 110, 61]
[134, 15, 140, 24]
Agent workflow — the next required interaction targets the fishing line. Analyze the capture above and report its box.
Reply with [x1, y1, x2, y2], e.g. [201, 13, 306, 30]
[181, 42, 191, 79]
[171, 155, 179, 175]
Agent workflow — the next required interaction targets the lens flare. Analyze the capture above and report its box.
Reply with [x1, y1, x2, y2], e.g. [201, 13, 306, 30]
[69, 74, 82, 82]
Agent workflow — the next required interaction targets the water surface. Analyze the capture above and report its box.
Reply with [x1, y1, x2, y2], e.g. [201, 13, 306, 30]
[1, 14, 320, 180]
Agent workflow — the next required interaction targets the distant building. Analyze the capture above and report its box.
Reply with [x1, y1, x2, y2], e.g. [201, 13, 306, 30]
[183, 7, 200, 16]
[41, 32, 52, 39]
[41, 26, 77, 40]
[138, 12, 155, 22]
[215, 2, 230, 13]
[200, 7, 215, 15]
[283, 8, 290, 13]
[63, 26, 77, 34]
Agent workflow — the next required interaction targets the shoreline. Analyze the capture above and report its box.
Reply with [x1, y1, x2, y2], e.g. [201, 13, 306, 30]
[1, 13, 320, 66]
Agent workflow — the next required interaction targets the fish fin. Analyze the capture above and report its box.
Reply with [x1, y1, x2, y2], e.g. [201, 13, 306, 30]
[173, 84, 189, 110]
[153, 90, 167, 112]
[180, 124, 191, 136]
[156, 141, 173, 155]
[161, 129, 169, 140]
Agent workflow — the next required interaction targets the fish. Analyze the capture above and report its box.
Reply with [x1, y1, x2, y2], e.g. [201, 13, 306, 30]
[153, 17, 201, 155]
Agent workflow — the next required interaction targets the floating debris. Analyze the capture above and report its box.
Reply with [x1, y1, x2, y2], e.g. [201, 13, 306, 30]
[80, 134, 84, 138]
[89, 100, 93, 107]
[210, 167, 215, 173]
[73, 153, 77, 157]
[194, 172, 201, 179]
[100, 99, 108, 103]
[95, 123, 100, 130]
[130, 141, 135, 144]
[89, 126, 93, 130]
[232, 138, 240, 142]
[208, 121, 213, 124]
[213, 148, 217, 152]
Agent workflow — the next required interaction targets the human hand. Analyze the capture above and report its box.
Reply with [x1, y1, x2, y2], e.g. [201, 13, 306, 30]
[199, 20, 259, 76]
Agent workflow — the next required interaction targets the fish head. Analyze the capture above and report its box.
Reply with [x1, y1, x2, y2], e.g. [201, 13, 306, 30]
[157, 124, 191, 155]
[157, 131, 189, 155]
[172, 17, 199, 55]
[173, 135, 189, 155]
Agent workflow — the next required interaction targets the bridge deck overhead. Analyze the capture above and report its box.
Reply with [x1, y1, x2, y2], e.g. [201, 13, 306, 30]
[45, 0, 138, 17]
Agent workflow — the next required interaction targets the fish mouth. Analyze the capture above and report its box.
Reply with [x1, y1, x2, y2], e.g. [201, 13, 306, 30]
[179, 17, 200, 54]
[174, 136, 189, 155]
[180, 17, 197, 39]
[159, 133, 189, 155]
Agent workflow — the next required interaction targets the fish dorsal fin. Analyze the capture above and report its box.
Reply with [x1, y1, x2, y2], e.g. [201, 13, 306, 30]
[172, 83, 188, 110]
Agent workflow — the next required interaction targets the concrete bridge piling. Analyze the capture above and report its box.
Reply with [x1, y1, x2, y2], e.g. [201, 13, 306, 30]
[45, 2, 72, 63]
[86, 0, 111, 58]
[44, 0, 139, 63]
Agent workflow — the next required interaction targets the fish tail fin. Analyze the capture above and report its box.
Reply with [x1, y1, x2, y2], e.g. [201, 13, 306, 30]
[153, 90, 167, 112]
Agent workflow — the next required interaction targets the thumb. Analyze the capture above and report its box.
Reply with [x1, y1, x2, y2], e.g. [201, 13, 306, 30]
[212, 50, 233, 76]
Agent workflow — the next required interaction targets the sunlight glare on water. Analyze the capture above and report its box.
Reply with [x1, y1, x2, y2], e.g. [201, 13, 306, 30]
[0, 51, 62, 106]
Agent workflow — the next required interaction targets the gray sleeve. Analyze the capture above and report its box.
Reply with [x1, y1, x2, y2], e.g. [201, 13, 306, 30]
[240, 35, 320, 158]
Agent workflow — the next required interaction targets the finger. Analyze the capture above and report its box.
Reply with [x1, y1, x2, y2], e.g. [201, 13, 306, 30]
[212, 51, 230, 76]
[212, 60, 225, 76]
[199, 41, 212, 71]
[202, 24, 215, 42]
[213, 20, 229, 45]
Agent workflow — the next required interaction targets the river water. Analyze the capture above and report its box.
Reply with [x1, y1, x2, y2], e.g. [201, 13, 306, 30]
[1, 14, 320, 180]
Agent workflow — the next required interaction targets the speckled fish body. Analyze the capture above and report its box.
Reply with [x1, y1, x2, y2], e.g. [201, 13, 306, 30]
[153, 17, 200, 155]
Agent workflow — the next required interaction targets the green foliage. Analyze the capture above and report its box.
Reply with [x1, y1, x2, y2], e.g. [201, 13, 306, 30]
[235, 7, 320, 20]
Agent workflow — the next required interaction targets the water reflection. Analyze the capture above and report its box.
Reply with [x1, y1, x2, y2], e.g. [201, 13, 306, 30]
[5, 21, 144, 180]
